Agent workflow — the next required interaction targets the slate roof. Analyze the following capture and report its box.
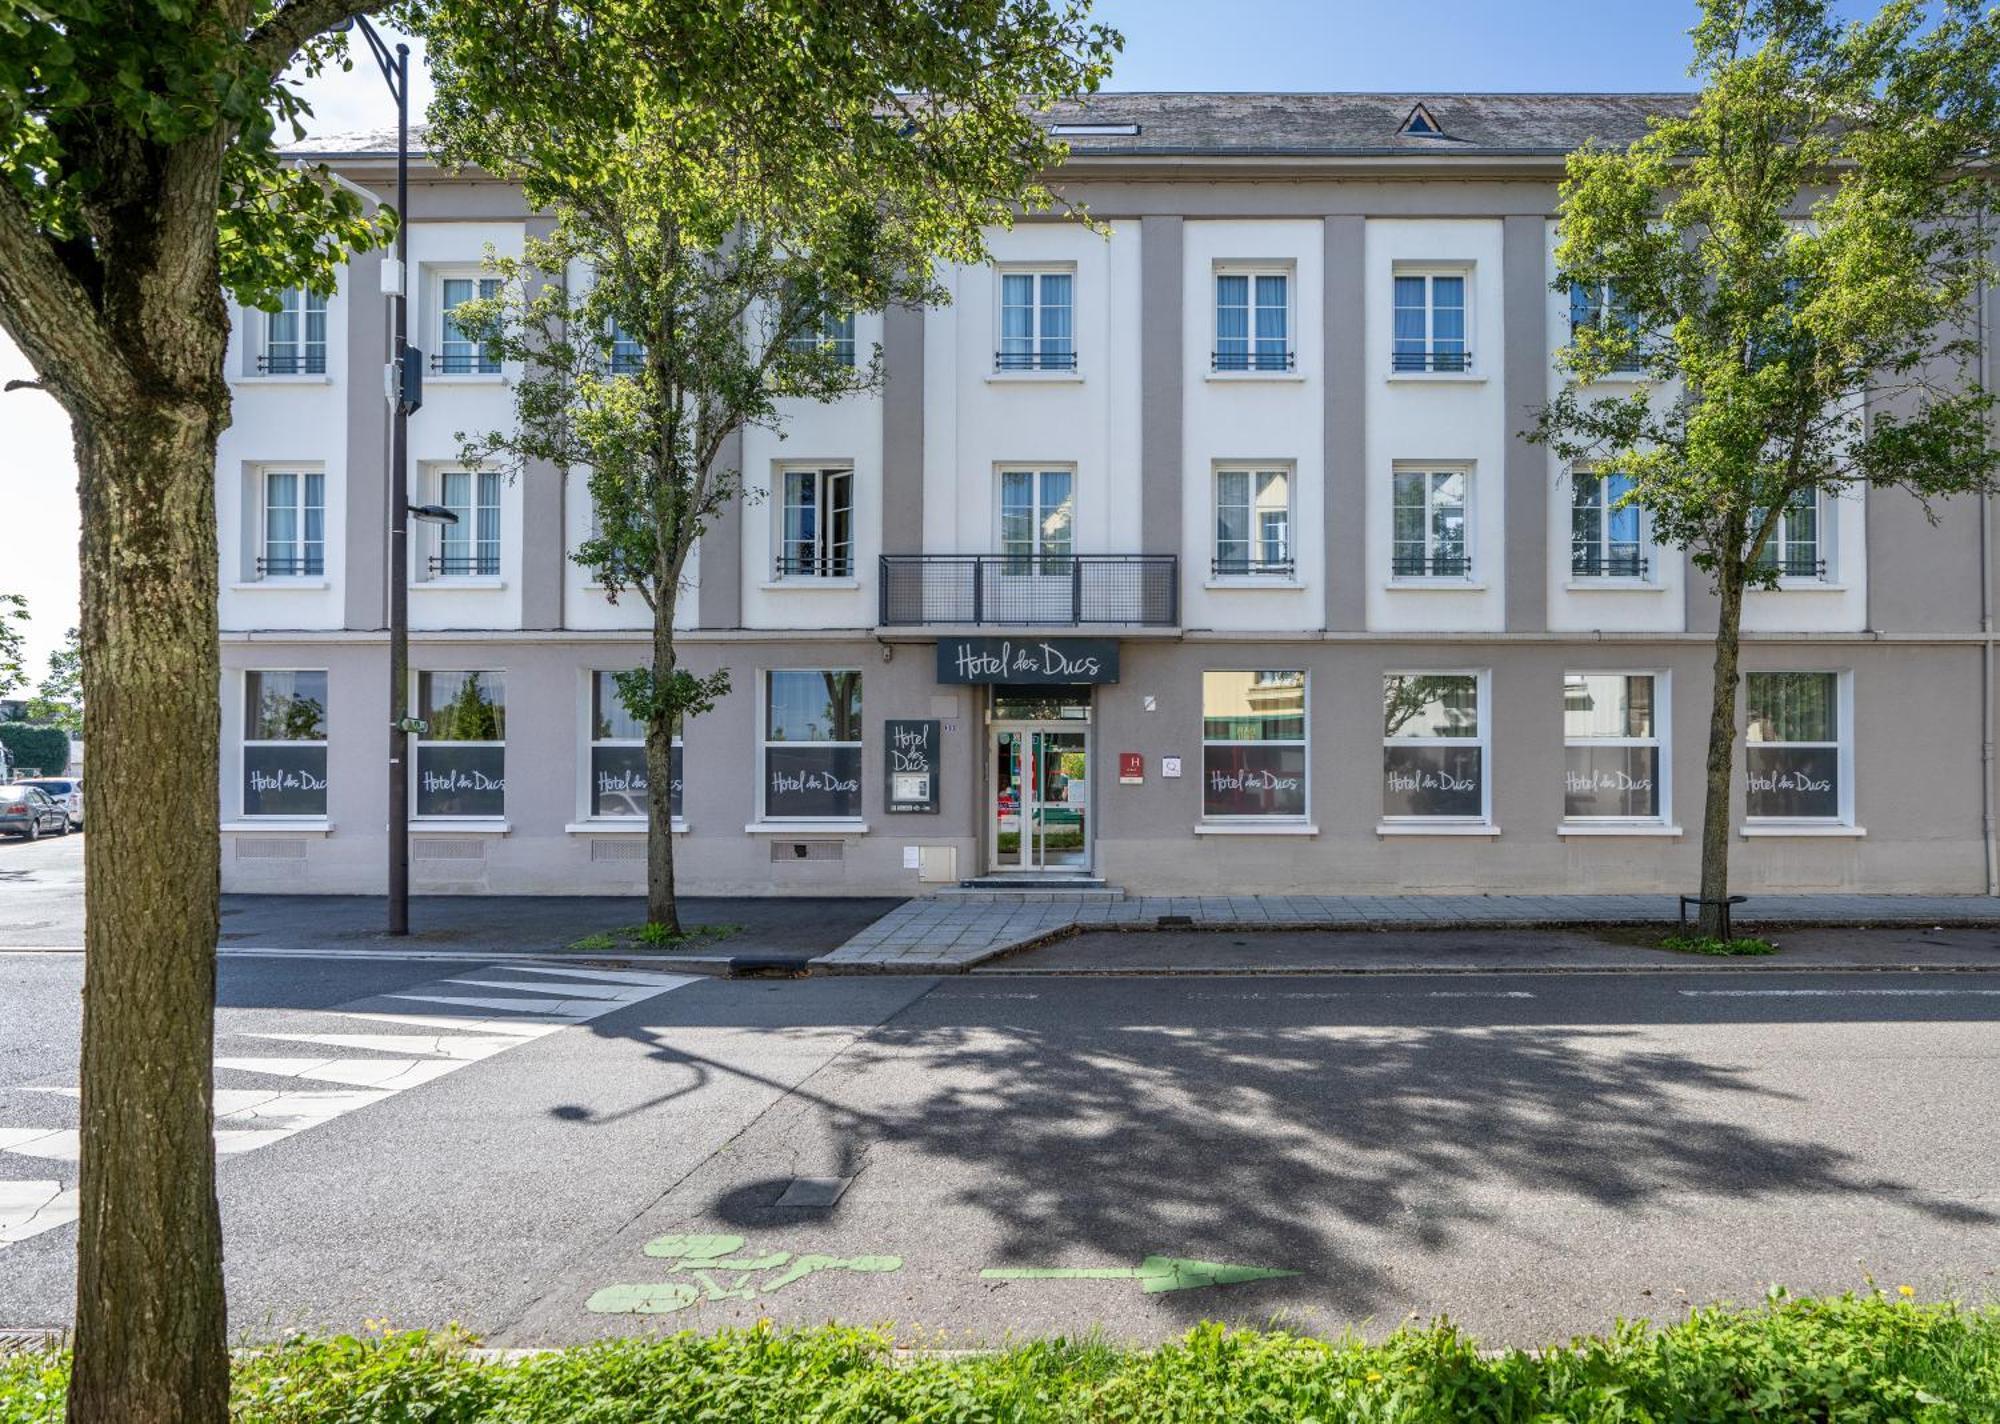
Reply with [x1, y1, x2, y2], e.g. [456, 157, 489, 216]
[292, 92, 1692, 162]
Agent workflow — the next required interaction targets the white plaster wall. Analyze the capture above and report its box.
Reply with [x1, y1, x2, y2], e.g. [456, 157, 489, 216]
[1364, 219, 1507, 632]
[1742, 454, 1868, 633]
[922, 221, 1142, 559]
[740, 311, 885, 630]
[562, 467, 697, 631]
[217, 276, 349, 632]
[1179, 219, 1325, 633]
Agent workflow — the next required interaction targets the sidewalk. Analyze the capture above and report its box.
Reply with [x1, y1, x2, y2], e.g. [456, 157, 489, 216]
[811, 892, 2000, 974]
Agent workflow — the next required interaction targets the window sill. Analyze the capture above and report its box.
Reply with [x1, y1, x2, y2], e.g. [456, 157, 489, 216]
[1762, 580, 1848, 593]
[1740, 822, 1866, 839]
[745, 819, 869, 834]
[1194, 821, 1319, 837]
[412, 577, 507, 591]
[230, 579, 332, 592]
[1203, 370, 1306, 384]
[984, 371, 1084, 385]
[424, 372, 507, 386]
[759, 578, 862, 591]
[222, 818, 332, 836]
[1204, 577, 1305, 591]
[1564, 579, 1663, 593]
[1376, 821, 1500, 837]
[410, 819, 511, 834]
[235, 374, 333, 386]
[1385, 372, 1486, 385]
[1386, 579, 1487, 592]
[565, 819, 688, 835]
[1558, 822, 1683, 838]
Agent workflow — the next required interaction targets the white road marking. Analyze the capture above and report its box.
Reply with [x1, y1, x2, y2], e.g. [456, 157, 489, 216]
[505, 964, 701, 987]
[0, 963, 699, 1250]
[1678, 987, 2000, 998]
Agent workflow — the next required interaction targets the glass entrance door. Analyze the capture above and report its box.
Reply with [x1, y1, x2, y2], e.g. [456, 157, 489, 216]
[991, 726, 1090, 871]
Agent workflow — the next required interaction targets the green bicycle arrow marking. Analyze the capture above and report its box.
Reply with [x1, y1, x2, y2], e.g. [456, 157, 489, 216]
[981, 1255, 1298, 1295]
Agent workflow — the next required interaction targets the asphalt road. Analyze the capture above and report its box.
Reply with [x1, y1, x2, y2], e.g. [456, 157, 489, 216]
[4, 945, 1998, 1348]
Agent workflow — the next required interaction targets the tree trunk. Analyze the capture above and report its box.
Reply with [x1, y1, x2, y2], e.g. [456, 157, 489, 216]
[645, 598, 681, 935]
[67, 397, 229, 1421]
[1696, 558, 1747, 938]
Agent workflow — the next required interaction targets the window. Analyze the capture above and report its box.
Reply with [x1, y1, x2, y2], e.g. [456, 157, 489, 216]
[778, 467, 854, 578]
[1214, 269, 1292, 372]
[261, 288, 327, 374]
[1571, 470, 1646, 579]
[1382, 673, 1487, 820]
[763, 670, 862, 819]
[1745, 672, 1843, 820]
[1564, 674, 1662, 820]
[437, 275, 501, 374]
[1567, 281, 1645, 372]
[1392, 269, 1470, 372]
[999, 468, 1074, 572]
[1754, 491, 1825, 580]
[242, 671, 327, 817]
[414, 671, 505, 818]
[787, 310, 856, 367]
[996, 269, 1075, 371]
[1391, 467, 1470, 578]
[589, 671, 680, 821]
[430, 470, 501, 578]
[1202, 671, 1307, 819]
[1213, 468, 1292, 576]
[259, 468, 325, 578]
[608, 318, 644, 375]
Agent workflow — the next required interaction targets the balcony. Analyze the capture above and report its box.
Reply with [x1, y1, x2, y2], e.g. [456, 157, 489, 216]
[879, 554, 1177, 627]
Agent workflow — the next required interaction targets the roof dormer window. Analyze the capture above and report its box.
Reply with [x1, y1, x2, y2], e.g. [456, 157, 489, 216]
[1399, 102, 1445, 138]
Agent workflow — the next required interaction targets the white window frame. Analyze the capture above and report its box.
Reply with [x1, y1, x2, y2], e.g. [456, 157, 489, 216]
[608, 317, 645, 375]
[411, 670, 507, 824]
[786, 310, 857, 367]
[757, 668, 865, 827]
[1380, 669, 1492, 828]
[775, 465, 856, 580]
[1211, 465, 1294, 579]
[1743, 669, 1854, 828]
[1569, 466, 1650, 583]
[996, 466, 1076, 565]
[1390, 463, 1474, 582]
[1199, 670, 1310, 826]
[1211, 264, 1294, 374]
[579, 669, 683, 829]
[424, 468, 502, 581]
[1391, 263, 1474, 375]
[993, 266, 1077, 374]
[434, 271, 502, 376]
[1755, 491, 1832, 584]
[241, 669, 328, 820]
[257, 466, 326, 580]
[1561, 670, 1671, 829]
[257, 287, 328, 376]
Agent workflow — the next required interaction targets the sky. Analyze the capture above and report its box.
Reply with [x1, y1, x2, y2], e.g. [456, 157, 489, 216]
[0, 0, 1876, 679]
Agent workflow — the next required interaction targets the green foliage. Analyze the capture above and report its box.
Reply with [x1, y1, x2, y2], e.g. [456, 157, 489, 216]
[0, 594, 26, 698]
[0, 721, 69, 777]
[566, 922, 743, 953]
[20, 627, 81, 733]
[426, 673, 503, 742]
[1662, 933, 1781, 956]
[6, 1294, 2000, 1421]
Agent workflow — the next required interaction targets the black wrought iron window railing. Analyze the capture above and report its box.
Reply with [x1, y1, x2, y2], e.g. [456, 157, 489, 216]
[993, 349, 1079, 373]
[1757, 554, 1828, 579]
[427, 553, 500, 577]
[1391, 349, 1474, 373]
[1211, 349, 1296, 373]
[1571, 551, 1650, 579]
[774, 553, 855, 579]
[257, 353, 326, 375]
[608, 351, 645, 375]
[431, 352, 501, 375]
[1211, 557, 1295, 578]
[256, 555, 323, 577]
[1392, 552, 1472, 578]
[879, 554, 1178, 627]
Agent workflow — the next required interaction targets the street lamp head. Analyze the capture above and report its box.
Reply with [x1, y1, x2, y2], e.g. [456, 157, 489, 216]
[408, 504, 459, 526]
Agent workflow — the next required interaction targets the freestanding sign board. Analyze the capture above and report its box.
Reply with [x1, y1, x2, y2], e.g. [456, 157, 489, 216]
[935, 637, 1119, 685]
[886, 719, 941, 813]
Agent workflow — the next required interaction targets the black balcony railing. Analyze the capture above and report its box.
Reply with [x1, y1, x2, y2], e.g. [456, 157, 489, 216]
[427, 553, 500, 577]
[257, 352, 326, 375]
[1758, 554, 1828, 579]
[431, 351, 501, 375]
[1211, 556, 1295, 578]
[1391, 348, 1473, 373]
[1211, 349, 1296, 373]
[1392, 551, 1472, 578]
[1571, 550, 1650, 579]
[879, 554, 1177, 627]
[994, 348, 1078, 373]
[774, 553, 854, 579]
[608, 351, 645, 375]
[256, 554, 323, 577]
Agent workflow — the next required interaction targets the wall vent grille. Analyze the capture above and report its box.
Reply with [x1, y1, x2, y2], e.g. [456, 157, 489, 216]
[590, 838, 646, 862]
[770, 840, 844, 863]
[413, 838, 486, 861]
[235, 838, 307, 860]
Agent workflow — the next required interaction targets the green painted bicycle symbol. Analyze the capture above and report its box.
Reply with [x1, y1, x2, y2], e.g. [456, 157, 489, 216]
[586, 1233, 903, 1315]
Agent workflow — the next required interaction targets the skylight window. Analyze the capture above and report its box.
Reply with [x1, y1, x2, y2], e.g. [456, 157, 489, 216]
[1399, 103, 1445, 137]
[1050, 123, 1140, 136]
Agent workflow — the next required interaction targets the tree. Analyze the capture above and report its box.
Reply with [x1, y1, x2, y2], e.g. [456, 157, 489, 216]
[1532, 0, 2000, 936]
[421, 0, 1120, 932]
[24, 626, 83, 733]
[0, 593, 25, 698]
[0, 5, 394, 1418]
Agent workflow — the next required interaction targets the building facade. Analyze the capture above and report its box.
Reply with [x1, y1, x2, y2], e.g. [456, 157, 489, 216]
[218, 93, 2000, 897]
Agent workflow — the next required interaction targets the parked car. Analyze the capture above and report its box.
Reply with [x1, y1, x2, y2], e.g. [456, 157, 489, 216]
[0, 786, 70, 840]
[18, 777, 82, 830]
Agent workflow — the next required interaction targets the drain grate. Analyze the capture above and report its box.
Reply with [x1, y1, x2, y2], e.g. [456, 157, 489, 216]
[1156, 914, 1195, 928]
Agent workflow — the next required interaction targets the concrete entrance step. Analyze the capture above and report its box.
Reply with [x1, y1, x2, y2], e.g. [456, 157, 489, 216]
[935, 875, 1125, 902]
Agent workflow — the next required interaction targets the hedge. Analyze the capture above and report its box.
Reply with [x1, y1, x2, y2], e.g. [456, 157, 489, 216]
[0, 723, 69, 779]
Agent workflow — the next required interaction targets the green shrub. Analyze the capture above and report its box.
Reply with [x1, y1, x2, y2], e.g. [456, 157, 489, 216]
[1661, 932, 1779, 956]
[0, 723, 69, 779]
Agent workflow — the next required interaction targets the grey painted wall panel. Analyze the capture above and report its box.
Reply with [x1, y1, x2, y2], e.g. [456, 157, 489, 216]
[881, 301, 926, 554]
[697, 427, 744, 629]
[1502, 215, 1548, 631]
[518, 218, 565, 629]
[1140, 216, 1184, 562]
[1324, 216, 1367, 630]
[343, 252, 389, 630]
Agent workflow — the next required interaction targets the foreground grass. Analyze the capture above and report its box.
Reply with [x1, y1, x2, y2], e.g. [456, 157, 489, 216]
[3, 1292, 1996, 1422]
